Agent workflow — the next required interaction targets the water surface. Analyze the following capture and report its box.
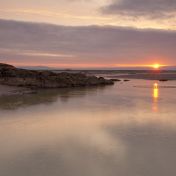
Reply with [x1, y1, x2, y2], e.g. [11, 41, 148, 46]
[0, 80, 176, 176]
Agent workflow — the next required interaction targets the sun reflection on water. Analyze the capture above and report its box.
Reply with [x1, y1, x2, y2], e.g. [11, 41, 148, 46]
[152, 83, 159, 112]
[153, 83, 159, 99]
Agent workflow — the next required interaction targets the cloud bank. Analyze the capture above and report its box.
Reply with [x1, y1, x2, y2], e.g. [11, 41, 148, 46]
[102, 0, 176, 19]
[0, 19, 176, 67]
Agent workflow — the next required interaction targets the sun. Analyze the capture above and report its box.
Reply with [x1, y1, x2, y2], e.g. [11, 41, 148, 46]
[152, 64, 160, 69]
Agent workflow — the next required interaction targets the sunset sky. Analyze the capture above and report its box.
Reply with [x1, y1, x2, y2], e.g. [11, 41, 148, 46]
[0, 0, 176, 68]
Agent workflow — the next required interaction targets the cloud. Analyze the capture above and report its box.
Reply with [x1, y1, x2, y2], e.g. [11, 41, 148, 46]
[101, 0, 176, 19]
[0, 19, 176, 67]
[0, 48, 74, 58]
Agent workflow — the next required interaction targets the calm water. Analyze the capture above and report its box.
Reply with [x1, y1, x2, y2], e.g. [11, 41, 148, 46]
[0, 80, 176, 176]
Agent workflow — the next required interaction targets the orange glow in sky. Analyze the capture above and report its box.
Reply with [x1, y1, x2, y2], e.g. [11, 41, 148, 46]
[114, 63, 167, 69]
[9, 62, 168, 69]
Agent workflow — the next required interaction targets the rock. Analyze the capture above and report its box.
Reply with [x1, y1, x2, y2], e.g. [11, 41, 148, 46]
[0, 63, 114, 88]
[110, 79, 121, 82]
[0, 63, 16, 69]
[159, 79, 168, 82]
[123, 79, 130, 82]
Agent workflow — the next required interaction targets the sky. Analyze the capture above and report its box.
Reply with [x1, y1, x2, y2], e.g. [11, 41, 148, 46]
[0, 0, 176, 68]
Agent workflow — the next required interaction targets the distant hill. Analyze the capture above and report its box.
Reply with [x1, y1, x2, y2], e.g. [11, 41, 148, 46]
[17, 66, 56, 70]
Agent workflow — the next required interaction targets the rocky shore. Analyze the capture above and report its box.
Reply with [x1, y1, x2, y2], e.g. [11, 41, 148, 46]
[0, 63, 114, 89]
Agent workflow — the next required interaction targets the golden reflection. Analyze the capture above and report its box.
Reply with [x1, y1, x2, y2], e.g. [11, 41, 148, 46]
[152, 83, 159, 112]
[153, 83, 159, 99]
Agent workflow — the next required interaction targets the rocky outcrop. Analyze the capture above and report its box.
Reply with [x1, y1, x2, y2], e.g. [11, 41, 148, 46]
[0, 63, 114, 88]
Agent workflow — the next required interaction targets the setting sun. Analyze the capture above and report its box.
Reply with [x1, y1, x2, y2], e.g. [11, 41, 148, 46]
[152, 64, 160, 69]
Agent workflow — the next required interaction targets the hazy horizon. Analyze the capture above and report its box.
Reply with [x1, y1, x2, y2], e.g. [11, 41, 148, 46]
[17, 64, 176, 71]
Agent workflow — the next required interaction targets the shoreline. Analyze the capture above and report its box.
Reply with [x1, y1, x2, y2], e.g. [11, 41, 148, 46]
[107, 73, 176, 81]
[0, 85, 36, 96]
